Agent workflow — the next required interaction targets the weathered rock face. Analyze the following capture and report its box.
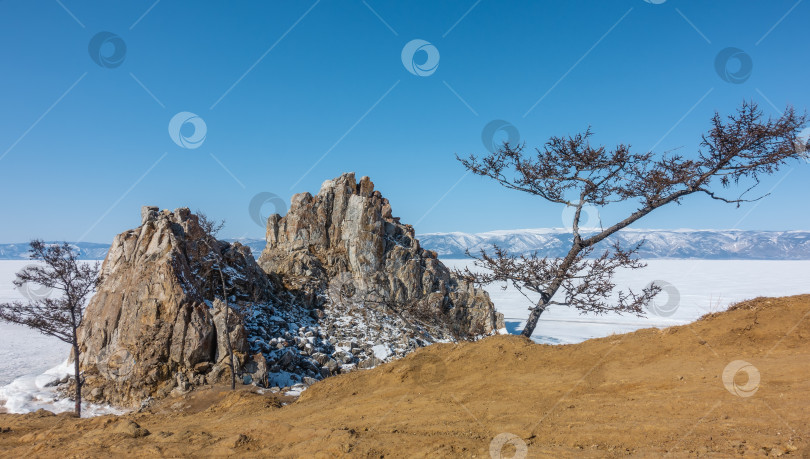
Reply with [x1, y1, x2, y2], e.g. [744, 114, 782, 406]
[76, 175, 504, 406]
[259, 173, 504, 338]
[77, 207, 271, 408]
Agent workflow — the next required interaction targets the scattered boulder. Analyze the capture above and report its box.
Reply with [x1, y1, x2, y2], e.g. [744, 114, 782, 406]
[113, 420, 150, 438]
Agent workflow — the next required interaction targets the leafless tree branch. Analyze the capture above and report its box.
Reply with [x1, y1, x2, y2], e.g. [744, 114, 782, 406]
[456, 102, 807, 337]
[0, 241, 102, 416]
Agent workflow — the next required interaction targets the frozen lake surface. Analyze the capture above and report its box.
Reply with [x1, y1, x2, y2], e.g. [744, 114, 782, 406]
[0, 259, 808, 414]
[0, 261, 72, 387]
[443, 258, 810, 344]
[0, 261, 122, 416]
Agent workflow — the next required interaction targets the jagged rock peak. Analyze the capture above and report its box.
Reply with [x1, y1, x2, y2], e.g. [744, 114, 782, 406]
[259, 172, 504, 338]
[77, 207, 269, 408]
[140, 205, 159, 225]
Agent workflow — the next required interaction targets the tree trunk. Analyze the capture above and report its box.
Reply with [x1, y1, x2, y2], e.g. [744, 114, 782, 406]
[520, 248, 576, 338]
[72, 340, 82, 417]
[521, 303, 547, 338]
[217, 267, 236, 391]
[225, 304, 236, 390]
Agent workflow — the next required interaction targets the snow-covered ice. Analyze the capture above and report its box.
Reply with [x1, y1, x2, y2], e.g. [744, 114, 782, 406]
[284, 384, 307, 397]
[0, 260, 123, 416]
[0, 359, 123, 416]
[443, 258, 810, 344]
[372, 344, 392, 360]
[0, 261, 71, 386]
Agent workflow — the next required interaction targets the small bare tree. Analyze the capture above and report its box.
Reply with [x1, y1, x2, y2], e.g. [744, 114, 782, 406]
[457, 102, 807, 338]
[0, 241, 102, 417]
[195, 212, 240, 390]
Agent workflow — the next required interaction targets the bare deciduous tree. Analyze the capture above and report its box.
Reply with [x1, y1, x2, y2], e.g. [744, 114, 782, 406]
[195, 212, 240, 390]
[0, 241, 102, 416]
[456, 102, 807, 338]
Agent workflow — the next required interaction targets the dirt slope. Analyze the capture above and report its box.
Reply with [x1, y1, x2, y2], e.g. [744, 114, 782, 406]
[1, 295, 809, 458]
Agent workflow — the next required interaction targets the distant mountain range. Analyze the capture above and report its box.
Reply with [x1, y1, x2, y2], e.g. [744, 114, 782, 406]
[1, 230, 809, 260]
[417, 229, 810, 260]
[0, 242, 112, 261]
[0, 240, 268, 261]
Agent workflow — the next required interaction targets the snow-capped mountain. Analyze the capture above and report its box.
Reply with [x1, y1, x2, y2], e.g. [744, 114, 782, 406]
[2, 230, 809, 260]
[0, 242, 111, 260]
[416, 229, 810, 260]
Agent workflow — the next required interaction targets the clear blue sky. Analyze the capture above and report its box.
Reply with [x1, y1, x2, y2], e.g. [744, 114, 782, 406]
[1, 0, 808, 243]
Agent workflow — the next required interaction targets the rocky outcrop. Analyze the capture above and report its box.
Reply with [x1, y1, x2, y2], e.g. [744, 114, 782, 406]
[259, 173, 503, 338]
[77, 207, 271, 408]
[76, 174, 504, 407]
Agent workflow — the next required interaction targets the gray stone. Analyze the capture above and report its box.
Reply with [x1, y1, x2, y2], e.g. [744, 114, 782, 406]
[277, 349, 296, 369]
[140, 206, 159, 225]
[311, 352, 329, 366]
[324, 358, 339, 374]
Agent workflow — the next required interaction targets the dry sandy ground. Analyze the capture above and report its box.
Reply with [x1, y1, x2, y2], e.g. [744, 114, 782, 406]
[1, 295, 809, 458]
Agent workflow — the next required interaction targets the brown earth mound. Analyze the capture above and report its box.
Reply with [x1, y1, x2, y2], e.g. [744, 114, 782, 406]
[1, 295, 809, 457]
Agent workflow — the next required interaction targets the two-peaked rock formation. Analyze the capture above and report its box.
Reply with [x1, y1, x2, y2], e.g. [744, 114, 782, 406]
[76, 174, 503, 407]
